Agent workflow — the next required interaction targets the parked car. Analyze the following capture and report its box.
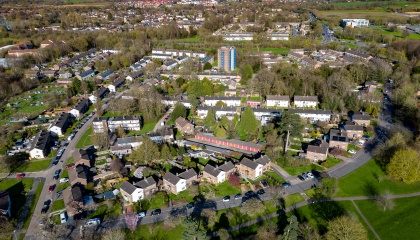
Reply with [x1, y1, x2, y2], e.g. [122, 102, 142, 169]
[53, 170, 61, 180]
[66, 163, 75, 169]
[260, 180, 269, 188]
[52, 158, 59, 166]
[16, 173, 25, 178]
[297, 175, 305, 181]
[302, 173, 309, 179]
[257, 189, 265, 195]
[222, 196, 230, 202]
[244, 191, 255, 198]
[41, 199, 52, 214]
[59, 178, 69, 183]
[151, 209, 161, 216]
[137, 211, 146, 218]
[234, 194, 242, 200]
[60, 211, 68, 224]
[348, 149, 356, 154]
[84, 218, 101, 227]
[307, 172, 314, 179]
[67, 134, 75, 141]
[48, 184, 55, 192]
[282, 182, 292, 188]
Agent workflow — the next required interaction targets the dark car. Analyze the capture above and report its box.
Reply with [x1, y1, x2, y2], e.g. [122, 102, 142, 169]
[257, 189, 265, 195]
[41, 199, 52, 214]
[244, 191, 255, 198]
[260, 180, 269, 188]
[186, 203, 194, 209]
[282, 182, 292, 188]
[297, 175, 305, 181]
[52, 158, 59, 166]
[53, 169, 61, 180]
[48, 184, 55, 192]
[234, 194, 242, 200]
[151, 209, 161, 216]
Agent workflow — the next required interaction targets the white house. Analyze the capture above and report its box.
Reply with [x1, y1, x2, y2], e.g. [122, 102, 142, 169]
[119, 181, 144, 203]
[108, 77, 125, 93]
[49, 112, 70, 137]
[266, 95, 289, 108]
[288, 109, 332, 123]
[197, 106, 238, 120]
[203, 97, 241, 107]
[29, 131, 50, 159]
[253, 109, 282, 126]
[294, 96, 318, 108]
[202, 165, 226, 184]
[163, 172, 187, 194]
[69, 98, 89, 119]
[341, 19, 369, 28]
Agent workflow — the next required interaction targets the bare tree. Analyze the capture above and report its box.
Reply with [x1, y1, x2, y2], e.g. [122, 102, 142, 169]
[376, 190, 395, 211]
[164, 214, 182, 229]
[240, 199, 266, 217]
[124, 213, 139, 233]
[110, 159, 124, 173]
[267, 185, 285, 209]
[102, 229, 126, 240]
[200, 208, 217, 228]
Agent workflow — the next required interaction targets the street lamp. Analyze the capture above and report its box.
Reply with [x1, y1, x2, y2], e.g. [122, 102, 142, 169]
[13, 230, 17, 240]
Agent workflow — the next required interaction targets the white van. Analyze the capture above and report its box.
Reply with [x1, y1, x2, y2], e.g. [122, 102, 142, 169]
[60, 211, 67, 224]
[358, 139, 366, 145]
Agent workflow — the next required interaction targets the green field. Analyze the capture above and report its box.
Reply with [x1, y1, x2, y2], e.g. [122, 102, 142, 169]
[259, 47, 290, 55]
[208, 181, 241, 197]
[75, 127, 92, 148]
[355, 196, 420, 240]
[3, 159, 52, 173]
[51, 199, 65, 212]
[335, 159, 420, 197]
[127, 122, 157, 136]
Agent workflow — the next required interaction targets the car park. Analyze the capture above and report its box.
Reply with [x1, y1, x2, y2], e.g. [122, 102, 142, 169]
[16, 173, 25, 178]
[222, 196, 230, 202]
[234, 194, 242, 200]
[257, 189, 265, 195]
[151, 209, 161, 216]
[59, 178, 69, 183]
[84, 218, 101, 226]
[348, 149, 356, 154]
[137, 211, 146, 218]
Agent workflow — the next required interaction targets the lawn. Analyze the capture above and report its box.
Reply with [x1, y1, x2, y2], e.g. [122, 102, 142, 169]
[61, 169, 69, 178]
[88, 200, 123, 219]
[2, 159, 51, 173]
[23, 182, 44, 229]
[284, 193, 305, 207]
[125, 221, 184, 240]
[348, 144, 361, 151]
[169, 189, 195, 203]
[335, 159, 420, 197]
[51, 199, 65, 212]
[0, 179, 34, 221]
[259, 47, 290, 55]
[149, 191, 170, 209]
[212, 60, 218, 67]
[127, 122, 157, 136]
[67, 157, 74, 164]
[282, 164, 323, 176]
[319, 157, 342, 169]
[208, 181, 241, 197]
[75, 127, 92, 148]
[264, 171, 285, 184]
[355, 196, 420, 240]
[57, 182, 70, 192]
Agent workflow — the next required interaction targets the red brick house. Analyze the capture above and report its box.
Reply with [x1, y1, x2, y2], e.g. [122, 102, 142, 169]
[329, 129, 348, 150]
[306, 141, 329, 162]
[175, 117, 194, 135]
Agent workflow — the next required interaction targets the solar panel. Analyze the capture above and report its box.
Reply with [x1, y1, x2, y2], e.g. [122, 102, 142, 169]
[339, 137, 347, 142]
[332, 136, 339, 141]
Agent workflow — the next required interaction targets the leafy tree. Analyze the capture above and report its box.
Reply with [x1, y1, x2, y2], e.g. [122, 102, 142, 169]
[283, 215, 299, 240]
[160, 144, 171, 160]
[200, 208, 217, 228]
[102, 229, 126, 240]
[203, 107, 216, 127]
[217, 228, 231, 240]
[237, 106, 259, 138]
[386, 149, 420, 184]
[228, 173, 240, 187]
[164, 214, 182, 229]
[325, 215, 368, 240]
[215, 100, 227, 107]
[188, 94, 199, 109]
[240, 199, 265, 217]
[129, 137, 161, 165]
[169, 103, 187, 123]
[215, 126, 227, 138]
[71, 78, 82, 93]
[124, 214, 138, 233]
[278, 111, 304, 137]
[110, 159, 124, 173]
[241, 64, 253, 85]
[182, 217, 206, 240]
[203, 62, 212, 70]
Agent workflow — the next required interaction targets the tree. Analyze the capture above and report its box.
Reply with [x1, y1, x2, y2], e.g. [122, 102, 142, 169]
[217, 228, 231, 240]
[164, 214, 182, 229]
[376, 189, 395, 211]
[297, 222, 321, 240]
[169, 103, 187, 123]
[283, 215, 299, 240]
[237, 106, 260, 139]
[182, 217, 206, 240]
[129, 137, 161, 165]
[91, 132, 110, 149]
[102, 229, 126, 240]
[267, 185, 285, 209]
[386, 149, 420, 184]
[110, 159, 124, 173]
[228, 173, 240, 187]
[203, 107, 216, 127]
[215, 100, 227, 107]
[325, 215, 368, 240]
[278, 111, 304, 137]
[188, 94, 199, 109]
[203, 62, 212, 70]
[200, 208, 217, 228]
[95, 95, 104, 117]
[124, 213, 138, 233]
[241, 64, 253, 85]
[240, 198, 265, 217]
[160, 144, 171, 160]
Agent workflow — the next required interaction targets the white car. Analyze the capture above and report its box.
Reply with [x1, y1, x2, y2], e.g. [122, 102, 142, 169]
[84, 218, 100, 227]
[60, 211, 68, 224]
[137, 211, 146, 218]
[307, 172, 314, 179]
[59, 178, 69, 183]
[348, 149, 357, 154]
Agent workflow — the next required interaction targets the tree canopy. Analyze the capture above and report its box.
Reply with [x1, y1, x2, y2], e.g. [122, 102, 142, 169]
[386, 149, 420, 184]
[129, 137, 161, 165]
[169, 103, 187, 123]
[278, 111, 304, 137]
[325, 215, 368, 240]
[237, 106, 260, 139]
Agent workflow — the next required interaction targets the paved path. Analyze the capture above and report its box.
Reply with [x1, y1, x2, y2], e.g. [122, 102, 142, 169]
[351, 200, 381, 240]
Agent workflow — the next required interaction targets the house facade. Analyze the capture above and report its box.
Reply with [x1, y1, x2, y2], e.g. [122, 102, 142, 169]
[49, 112, 70, 137]
[329, 129, 349, 150]
[120, 181, 144, 203]
[202, 165, 226, 184]
[288, 109, 332, 123]
[175, 117, 194, 135]
[194, 133, 263, 153]
[218, 161, 236, 179]
[69, 98, 89, 119]
[163, 172, 187, 194]
[352, 113, 370, 126]
[29, 130, 50, 159]
[266, 95, 289, 108]
[203, 97, 241, 107]
[134, 176, 157, 198]
[0, 191, 11, 218]
[237, 158, 263, 180]
[306, 142, 329, 162]
[345, 124, 364, 139]
[178, 168, 198, 187]
[294, 96, 318, 108]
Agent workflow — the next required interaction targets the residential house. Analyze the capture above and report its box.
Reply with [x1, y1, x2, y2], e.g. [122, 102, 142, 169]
[49, 112, 70, 137]
[116, 136, 143, 148]
[294, 96, 318, 108]
[237, 158, 263, 180]
[63, 185, 83, 217]
[178, 168, 198, 187]
[288, 109, 332, 123]
[218, 161, 236, 179]
[288, 51, 304, 61]
[255, 155, 271, 172]
[175, 117, 194, 135]
[345, 50, 372, 61]
[306, 140, 329, 162]
[163, 172, 187, 194]
[0, 191, 11, 218]
[107, 116, 141, 132]
[126, 71, 143, 81]
[253, 108, 282, 126]
[202, 165, 226, 184]
[29, 130, 50, 159]
[329, 129, 349, 150]
[108, 77, 125, 93]
[345, 123, 364, 139]
[197, 106, 238, 120]
[266, 95, 289, 108]
[73, 149, 92, 168]
[246, 100, 261, 107]
[77, 69, 95, 81]
[120, 181, 144, 203]
[69, 98, 89, 119]
[352, 113, 370, 126]
[58, 72, 72, 79]
[134, 176, 157, 197]
[92, 117, 108, 133]
[110, 145, 132, 156]
[97, 70, 115, 81]
[40, 39, 55, 48]
[69, 165, 90, 186]
[163, 60, 178, 71]
[89, 87, 109, 103]
[203, 96, 241, 107]
[300, 57, 321, 68]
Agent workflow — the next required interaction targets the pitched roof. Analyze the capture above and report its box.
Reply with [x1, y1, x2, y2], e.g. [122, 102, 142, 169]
[266, 95, 289, 101]
[218, 161, 235, 172]
[99, 69, 114, 78]
[294, 96, 318, 102]
[203, 165, 222, 177]
[52, 112, 70, 129]
[330, 129, 348, 142]
[353, 114, 370, 121]
[346, 124, 363, 131]
[119, 181, 138, 195]
[134, 176, 156, 189]
[79, 69, 94, 78]
[175, 117, 192, 128]
[163, 172, 182, 185]
[73, 98, 89, 111]
[240, 158, 260, 170]
[111, 77, 125, 87]
[205, 96, 241, 101]
[33, 130, 49, 151]
[288, 109, 332, 115]
[255, 155, 270, 166]
[178, 168, 197, 180]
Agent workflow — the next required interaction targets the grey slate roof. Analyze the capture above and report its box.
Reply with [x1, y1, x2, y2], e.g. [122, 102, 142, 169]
[353, 114, 370, 121]
[346, 124, 363, 131]
[307, 144, 328, 154]
[163, 172, 181, 185]
[255, 155, 270, 166]
[111, 77, 125, 88]
[218, 161, 235, 172]
[119, 181, 138, 195]
[288, 109, 332, 115]
[203, 165, 222, 177]
[33, 130, 49, 150]
[294, 96, 318, 102]
[240, 158, 260, 170]
[266, 95, 289, 101]
[79, 69, 94, 78]
[52, 112, 70, 129]
[99, 69, 114, 78]
[178, 168, 197, 180]
[134, 176, 156, 189]
[74, 98, 89, 112]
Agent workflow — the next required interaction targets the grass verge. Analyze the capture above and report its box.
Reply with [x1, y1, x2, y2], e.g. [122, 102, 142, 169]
[23, 182, 44, 229]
